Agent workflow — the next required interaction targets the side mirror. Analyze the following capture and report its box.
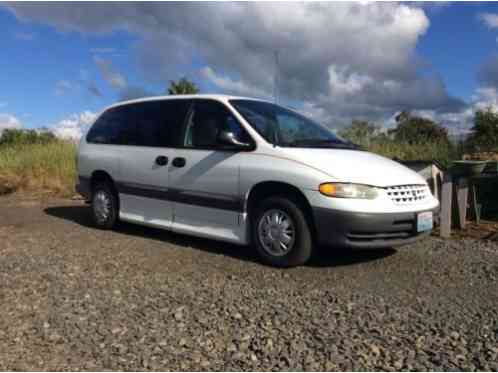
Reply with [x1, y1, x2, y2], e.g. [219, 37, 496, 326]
[217, 130, 253, 150]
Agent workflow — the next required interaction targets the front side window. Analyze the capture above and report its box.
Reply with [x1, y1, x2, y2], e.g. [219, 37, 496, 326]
[229, 99, 354, 149]
[183, 100, 251, 148]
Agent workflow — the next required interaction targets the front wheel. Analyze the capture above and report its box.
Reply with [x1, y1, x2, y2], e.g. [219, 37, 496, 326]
[252, 196, 313, 267]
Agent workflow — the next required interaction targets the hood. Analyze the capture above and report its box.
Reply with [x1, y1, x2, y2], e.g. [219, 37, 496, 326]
[278, 148, 426, 187]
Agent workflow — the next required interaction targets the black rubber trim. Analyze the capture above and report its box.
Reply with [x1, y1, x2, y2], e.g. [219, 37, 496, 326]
[115, 181, 243, 212]
[167, 189, 243, 212]
[313, 207, 439, 249]
[116, 181, 169, 201]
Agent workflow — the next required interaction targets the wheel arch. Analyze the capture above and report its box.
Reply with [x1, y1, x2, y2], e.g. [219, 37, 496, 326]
[244, 181, 316, 243]
[90, 170, 118, 196]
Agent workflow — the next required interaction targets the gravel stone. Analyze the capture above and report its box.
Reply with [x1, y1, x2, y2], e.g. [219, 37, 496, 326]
[0, 195, 497, 370]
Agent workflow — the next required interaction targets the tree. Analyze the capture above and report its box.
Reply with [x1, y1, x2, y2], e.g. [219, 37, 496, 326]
[466, 107, 498, 152]
[389, 111, 449, 144]
[339, 120, 380, 146]
[167, 77, 199, 95]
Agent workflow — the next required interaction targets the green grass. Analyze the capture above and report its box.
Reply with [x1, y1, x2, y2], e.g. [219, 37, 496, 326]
[364, 139, 457, 168]
[0, 141, 77, 196]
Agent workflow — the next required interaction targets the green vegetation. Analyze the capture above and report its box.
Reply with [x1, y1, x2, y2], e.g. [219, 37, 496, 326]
[167, 77, 200, 95]
[389, 111, 450, 145]
[465, 107, 498, 153]
[0, 128, 56, 146]
[1, 107, 497, 197]
[339, 113, 458, 167]
[0, 130, 76, 196]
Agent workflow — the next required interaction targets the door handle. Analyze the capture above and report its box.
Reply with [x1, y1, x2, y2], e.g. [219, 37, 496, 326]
[155, 155, 168, 166]
[172, 157, 186, 168]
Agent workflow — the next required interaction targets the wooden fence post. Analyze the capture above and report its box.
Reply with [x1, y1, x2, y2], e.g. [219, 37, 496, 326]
[456, 177, 469, 229]
[440, 172, 452, 238]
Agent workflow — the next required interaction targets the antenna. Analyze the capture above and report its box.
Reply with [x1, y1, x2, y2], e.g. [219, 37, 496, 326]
[274, 50, 279, 104]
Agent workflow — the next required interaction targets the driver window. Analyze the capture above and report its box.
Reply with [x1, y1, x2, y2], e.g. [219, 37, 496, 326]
[184, 100, 250, 148]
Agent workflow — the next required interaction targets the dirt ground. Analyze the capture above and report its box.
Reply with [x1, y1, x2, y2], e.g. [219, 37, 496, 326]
[0, 194, 497, 371]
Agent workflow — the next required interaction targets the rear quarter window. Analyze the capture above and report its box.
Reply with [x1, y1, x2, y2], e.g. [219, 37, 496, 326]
[86, 106, 130, 145]
[86, 99, 190, 147]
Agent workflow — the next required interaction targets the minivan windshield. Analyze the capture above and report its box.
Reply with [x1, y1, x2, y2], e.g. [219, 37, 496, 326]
[230, 99, 356, 149]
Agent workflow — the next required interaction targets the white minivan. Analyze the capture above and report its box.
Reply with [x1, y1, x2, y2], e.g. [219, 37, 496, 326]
[77, 95, 439, 267]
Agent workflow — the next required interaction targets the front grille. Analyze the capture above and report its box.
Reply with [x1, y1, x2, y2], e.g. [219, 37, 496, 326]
[385, 184, 430, 206]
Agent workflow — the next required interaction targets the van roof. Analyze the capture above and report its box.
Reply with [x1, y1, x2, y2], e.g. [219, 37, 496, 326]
[104, 94, 271, 112]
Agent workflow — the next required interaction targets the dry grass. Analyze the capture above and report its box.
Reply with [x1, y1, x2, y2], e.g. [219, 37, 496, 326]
[0, 141, 77, 196]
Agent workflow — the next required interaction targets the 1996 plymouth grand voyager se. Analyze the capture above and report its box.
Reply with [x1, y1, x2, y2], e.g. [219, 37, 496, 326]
[77, 95, 439, 267]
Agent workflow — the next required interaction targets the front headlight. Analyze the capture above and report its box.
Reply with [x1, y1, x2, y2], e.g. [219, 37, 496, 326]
[319, 183, 380, 199]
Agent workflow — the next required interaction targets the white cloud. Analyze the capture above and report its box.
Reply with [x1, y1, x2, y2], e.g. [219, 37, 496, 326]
[51, 111, 97, 141]
[411, 86, 498, 136]
[0, 113, 23, 135]
[54, 80, 76, 96]
[5, 2, 464, 126]
[328, 66, 373, 97]
[199, 67, 271, 99]
[0, 102, 7, 108]
[479, 12, 498, 29]
[93, 56, 127, 90]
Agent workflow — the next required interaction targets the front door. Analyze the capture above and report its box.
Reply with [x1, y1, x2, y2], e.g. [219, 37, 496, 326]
[168, 99, 252, 243]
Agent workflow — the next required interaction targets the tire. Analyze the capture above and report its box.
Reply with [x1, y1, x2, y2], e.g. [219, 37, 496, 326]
[252, 196, 313, 267]
[91, 182, 119, 230]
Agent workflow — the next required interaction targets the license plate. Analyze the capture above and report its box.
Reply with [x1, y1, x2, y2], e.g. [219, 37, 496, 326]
[417, 211, 433, 232]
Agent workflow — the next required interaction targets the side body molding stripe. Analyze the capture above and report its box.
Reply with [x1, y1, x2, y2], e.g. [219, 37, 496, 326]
[115, 181, 244, 212]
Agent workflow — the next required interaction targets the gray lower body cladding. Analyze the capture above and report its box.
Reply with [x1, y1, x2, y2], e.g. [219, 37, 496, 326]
[313, 206, 439, 249]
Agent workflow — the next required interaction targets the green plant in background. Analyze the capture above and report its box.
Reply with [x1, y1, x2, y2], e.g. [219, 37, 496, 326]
[0, 133, 77, 196]
[339, 112, 459, 168]
[388, 111, 450, 145]
[0, 128, 56, 147]
[369, 138, 457, 168]
[167, 77, 200, 95]
[466, 107, 498, 153]
[338, 120, 381, 148]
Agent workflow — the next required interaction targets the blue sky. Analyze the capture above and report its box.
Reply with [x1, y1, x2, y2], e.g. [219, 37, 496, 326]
[2, 2, 498, 138]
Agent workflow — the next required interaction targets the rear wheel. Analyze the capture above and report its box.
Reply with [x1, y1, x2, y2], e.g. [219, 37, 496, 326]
[252, 196, 313, 267]
[91, 182, 118, 230]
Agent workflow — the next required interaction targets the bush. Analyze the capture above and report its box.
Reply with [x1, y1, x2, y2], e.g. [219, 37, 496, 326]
[0, 128, 56, 147]
[339, 120, 380, 147]
[340, 116, 459, 168]
[389, 111, 450, 145]
[466, 108, 498, 153]
[368, 138, 457, 168]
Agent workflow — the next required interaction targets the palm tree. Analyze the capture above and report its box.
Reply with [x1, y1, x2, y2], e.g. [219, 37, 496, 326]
[167, 77, 199, 95]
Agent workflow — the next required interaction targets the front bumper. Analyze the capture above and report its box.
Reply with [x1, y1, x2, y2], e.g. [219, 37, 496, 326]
[313, 207, 439, 249]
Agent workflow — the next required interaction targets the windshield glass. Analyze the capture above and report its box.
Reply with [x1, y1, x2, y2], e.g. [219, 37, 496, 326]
[229, 99, 354, 148]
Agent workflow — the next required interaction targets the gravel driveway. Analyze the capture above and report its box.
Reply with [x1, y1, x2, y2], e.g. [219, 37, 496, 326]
[0, 194, 497, 371]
